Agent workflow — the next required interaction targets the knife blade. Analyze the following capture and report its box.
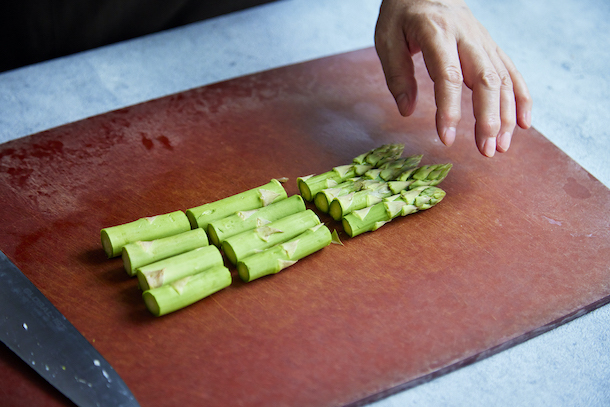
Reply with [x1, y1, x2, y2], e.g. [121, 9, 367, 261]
[0, 250, 140, 407]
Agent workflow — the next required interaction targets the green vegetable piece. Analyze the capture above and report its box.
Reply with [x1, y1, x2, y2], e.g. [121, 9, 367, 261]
[136, 245, 224, 291]
[100, 210, 191, 258]
[207, 195, 306, 246]
[342, 186, 446, 237]
[142, 265, 232, 317]
[222, 209, 321, 265]
[397, 163, 453, 187]
[297, 165, 357, 201]
[237, 224, 332, 282]
[379, 155, 423, 180]
[122, 228, 209, 277]
[352, 143, 404, 166]
[313, 178, 363, 214]
[186, 179, 287, 229]
[328, 182, 392, 221]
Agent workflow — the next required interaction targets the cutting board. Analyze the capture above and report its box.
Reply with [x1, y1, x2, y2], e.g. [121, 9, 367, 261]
[1, 48, 609, 407]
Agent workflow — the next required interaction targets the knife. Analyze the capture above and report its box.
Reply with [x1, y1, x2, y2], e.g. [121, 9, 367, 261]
[0, 250, 140, 407]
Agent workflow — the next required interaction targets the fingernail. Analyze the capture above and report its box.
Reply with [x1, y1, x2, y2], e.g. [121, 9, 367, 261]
[483, 137, 496, 157]
[497, 132, 512, 152]
[396, 93, 410, 116]
[525, 110, 532, 128]
[443, 127, 456, 146]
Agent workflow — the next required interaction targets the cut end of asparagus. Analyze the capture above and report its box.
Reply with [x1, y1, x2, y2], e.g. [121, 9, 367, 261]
[297, 178, 314, 201]
[221, 241, 238, 265]
[314, 191, 331, 213]
[185, 210, 200, 229]
[207, 224, 221, 247]
[100, 229, 113, 258]
[342, 218, 354, 237]
[142, 292, 161, 317]
[122, 248, 134, 277]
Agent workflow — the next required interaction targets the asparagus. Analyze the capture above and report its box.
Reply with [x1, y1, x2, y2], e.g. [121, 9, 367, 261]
[186, 179, 287, 229]
[342, 186, 446, 237]
[378, 154, 423, 181]
[101, 210, 191, 258]
[121, 228, 209, 277]
[297, 144, 405, 202]
[142, 265, 232, 316]
[352, 143, 404, 166]
[297, 164, 359, 201]
[237, 224, 332, 282]
[207, 195, 306, 246]
[328, 181, 394, 221]
[329, 162, 452, 221]
[221, 209, 321, 265]
[396, 163, 453, 187]
[136, 245, 224, 291]
[313, 178, 363, 214]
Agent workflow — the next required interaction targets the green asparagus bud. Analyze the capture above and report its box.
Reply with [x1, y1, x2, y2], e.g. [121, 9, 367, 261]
[297, 165, 357, 201]
[352, 144, 404, 166]
[101, 210, 191, 258]
[342, 186, 446, 237]
[396, 163, 453, 188]
[122, 228, 209, 277]
[136, 245, 224, 291]
[142, 265, 232, 317]
[207, 195, 306, 246]
[186, 179, 287, 229]
[379, 154, 423, 181]
[237, 224, 332, 282]
[222, 209, 321, 265]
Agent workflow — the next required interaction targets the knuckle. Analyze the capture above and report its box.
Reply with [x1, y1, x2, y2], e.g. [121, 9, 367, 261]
[478, 70, 502, 90]
[437, 106, 461, 124]
[477, 116, 502, 136]
[439, 65, 464, 88]
[498, 70, 513, 89]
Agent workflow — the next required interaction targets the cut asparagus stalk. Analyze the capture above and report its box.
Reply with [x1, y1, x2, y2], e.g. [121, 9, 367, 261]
[297, 165, 358, 201]
[142, 265, 232, 317]
[101, 210, 191, 258]
[297, 144, 404, 202]
[186, 179, 287, 229]
[313, 178, 362, 213]
[328, 182, 393, 221]
[136, 245, 224, 291]
[222, 209, 321, 265]
[237, 224, 332, 282]
[207, 194, 307, 247]
[342, 186, 446, 237]
[122, 228, 209, 277]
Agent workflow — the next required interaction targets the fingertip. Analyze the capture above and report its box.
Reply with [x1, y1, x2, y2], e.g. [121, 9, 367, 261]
[519, 109, 532, 129]
[441, 126, 456, 146]
[396, 92, 416, 117]
[496, 131, 512, 153]
[479, 137, 496, 157]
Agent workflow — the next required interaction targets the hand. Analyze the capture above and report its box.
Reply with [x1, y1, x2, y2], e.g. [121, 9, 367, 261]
[374, 0, 532, 157]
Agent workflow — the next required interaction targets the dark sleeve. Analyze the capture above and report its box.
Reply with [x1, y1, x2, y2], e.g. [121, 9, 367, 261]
[1, 0, 277, 72]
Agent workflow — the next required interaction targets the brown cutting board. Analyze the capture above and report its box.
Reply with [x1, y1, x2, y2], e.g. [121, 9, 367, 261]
[1, 48, 609, 407]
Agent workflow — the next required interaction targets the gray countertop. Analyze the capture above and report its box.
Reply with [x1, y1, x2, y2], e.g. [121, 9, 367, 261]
[1, 0, 608, 405]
